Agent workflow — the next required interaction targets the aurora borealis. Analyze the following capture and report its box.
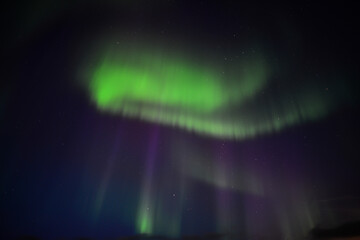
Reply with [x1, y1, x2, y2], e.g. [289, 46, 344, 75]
[1, 1, 360, 240]
[87, 44, 271, 139]
[85, 43, 342, 139]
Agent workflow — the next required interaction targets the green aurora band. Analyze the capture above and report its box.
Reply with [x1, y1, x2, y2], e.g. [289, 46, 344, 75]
[86, 44, 334, 139]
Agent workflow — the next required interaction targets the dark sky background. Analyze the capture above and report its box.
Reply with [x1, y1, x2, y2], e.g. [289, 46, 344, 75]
[1, 1, 360, 240]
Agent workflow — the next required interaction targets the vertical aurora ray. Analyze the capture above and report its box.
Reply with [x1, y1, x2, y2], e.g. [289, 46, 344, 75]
[215, 148, 233, 234]
[135, 127, 187, 238]
[213, 143, 248, 235]
[93, 128, 122, 220]
[216, 188, 233, 233]
[136, 126, 160, 234]
[152, 182, 186, 238]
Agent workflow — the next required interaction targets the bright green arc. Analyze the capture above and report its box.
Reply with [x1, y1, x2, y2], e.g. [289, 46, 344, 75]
[92, 58, 224, 113]
[87, 45, 332, 139]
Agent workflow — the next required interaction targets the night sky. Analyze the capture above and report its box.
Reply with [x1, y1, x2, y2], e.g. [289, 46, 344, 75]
[1, 1, 360, 239]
